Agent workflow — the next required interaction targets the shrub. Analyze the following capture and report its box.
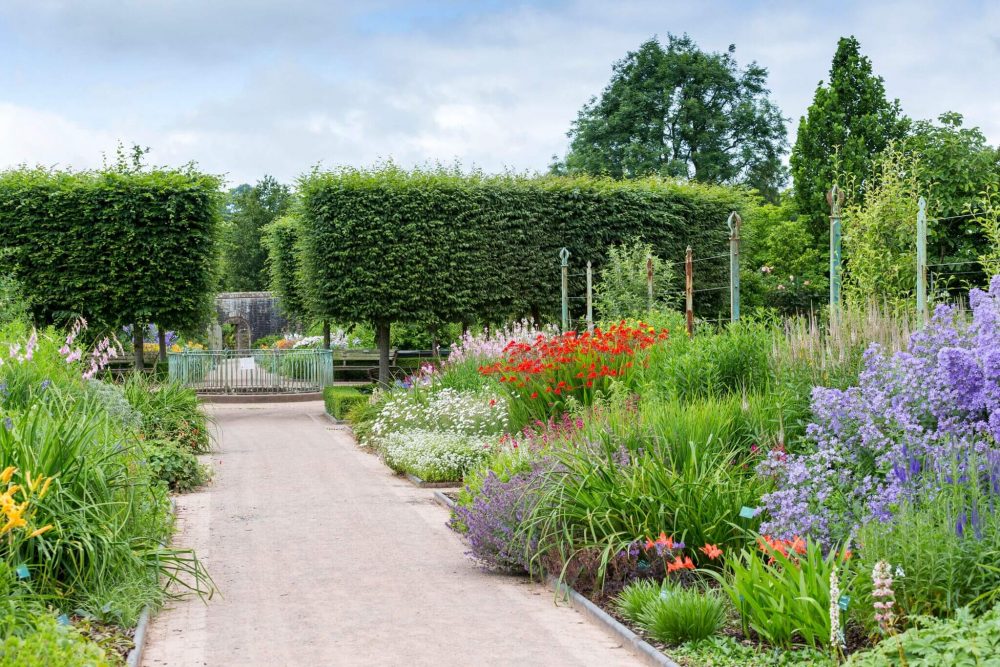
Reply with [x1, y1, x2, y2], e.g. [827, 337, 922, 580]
[638, 585, 726, 645]
[123, 375, 211, 453]
[323, 387, 367, 421]
[450, 462, 546, 570]
[0, 613, 111, 667]
[145, 441, 210, 493]
[594, 239, 678, 320]
[379, 430, 490, 482]
[846, 604, 1000, 667]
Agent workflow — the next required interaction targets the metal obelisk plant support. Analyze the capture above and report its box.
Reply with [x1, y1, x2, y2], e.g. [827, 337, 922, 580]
[916, 196, 928, 324]
[728, 211, 742, 322]
[827, 185, 845, 318]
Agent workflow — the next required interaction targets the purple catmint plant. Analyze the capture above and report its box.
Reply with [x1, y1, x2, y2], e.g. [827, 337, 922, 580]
[760, 276, 1000, 544]
[450, 463, 547, 571]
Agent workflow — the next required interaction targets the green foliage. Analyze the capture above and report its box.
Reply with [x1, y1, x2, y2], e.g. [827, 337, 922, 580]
[263, 214, 309, 322]
[222, 176, 293, 292]
[671, 636, 834, 667]
[0, 330, 211, 626]
[614, 578, 668, 623]
[145, 440, 210, 493]
[905, 113, 1000, 265]
[842, 145, 922, 306]
[0, 272, 29, 329]
[638, 584, 726, 645]
[557, 35, 788, 200]
[741, 197, 827, 314]
[323, 386, 367, 421]
[0, 613, 111, 667]
[855, 467, 1000, 624]
[975, 185, 1000, 277]
[846, 604, 1000, 667]
[709, 537, 854, 650]
[122, 375, 211, 453]
[791, 36, 909, 241]
[594, 239, 677, 320]
[0, 166, 221, 333]
[298, 164, 748, 333]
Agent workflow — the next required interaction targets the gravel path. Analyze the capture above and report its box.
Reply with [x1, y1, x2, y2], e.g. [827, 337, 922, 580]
[142, 401, 641, 666]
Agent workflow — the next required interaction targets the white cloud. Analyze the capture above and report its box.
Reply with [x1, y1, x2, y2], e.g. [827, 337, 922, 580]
[0, 0, 997, 185]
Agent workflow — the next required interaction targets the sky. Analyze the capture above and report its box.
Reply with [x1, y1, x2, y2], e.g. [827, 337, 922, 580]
[1, 0, 998, 187]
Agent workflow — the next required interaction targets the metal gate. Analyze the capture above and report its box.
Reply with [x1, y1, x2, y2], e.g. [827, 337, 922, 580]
[168, 349, 333, 394]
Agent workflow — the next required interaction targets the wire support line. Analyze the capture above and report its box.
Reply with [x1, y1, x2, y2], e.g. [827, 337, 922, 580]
[688, 253, 729, 263]
[930, 271, 987, 278]
[928, 212, 981, 223]
[691, 286, 729, 293]
[925, 260, 981, 268]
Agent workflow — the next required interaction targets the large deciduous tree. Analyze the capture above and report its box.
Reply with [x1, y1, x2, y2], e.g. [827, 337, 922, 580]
[222, 175, 292, 291]
[556, 35, 788, 200]
[790, 36, 909, 241]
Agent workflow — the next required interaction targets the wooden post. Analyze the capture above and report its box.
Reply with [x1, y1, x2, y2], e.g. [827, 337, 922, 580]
[728, 212, 742, 322]
[158, 327, 167, 363]
[685, 247, 693, 338]
[560, 247, 570, 332]
[827, 185, 845, 317]
[133, 324, 144, 372]
[585, 261, 594, 333]
[916, 196, 928, 324]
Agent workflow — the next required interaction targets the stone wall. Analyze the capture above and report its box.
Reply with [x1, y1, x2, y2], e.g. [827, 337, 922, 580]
[215, 292, 293, 348]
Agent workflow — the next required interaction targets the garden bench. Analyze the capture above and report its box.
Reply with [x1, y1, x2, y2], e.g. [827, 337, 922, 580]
[332, 348, 399, 380]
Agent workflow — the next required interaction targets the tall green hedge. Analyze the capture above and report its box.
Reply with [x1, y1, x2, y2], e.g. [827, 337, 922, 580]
[0, 167, 221, 333]
[263, 214, 308, 322]
[297, 166, 747, 380]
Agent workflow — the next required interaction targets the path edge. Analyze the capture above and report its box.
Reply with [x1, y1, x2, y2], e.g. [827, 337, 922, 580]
[432, 488, 678, 667]
[125, 607, 151, 667]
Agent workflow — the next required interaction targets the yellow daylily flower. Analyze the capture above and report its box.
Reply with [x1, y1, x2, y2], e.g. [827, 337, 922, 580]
[0, 466, 16, 484]
[39, 477, 53, 499]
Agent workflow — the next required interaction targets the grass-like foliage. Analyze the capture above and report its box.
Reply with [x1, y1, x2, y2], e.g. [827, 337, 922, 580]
[638, 584, 726, 645]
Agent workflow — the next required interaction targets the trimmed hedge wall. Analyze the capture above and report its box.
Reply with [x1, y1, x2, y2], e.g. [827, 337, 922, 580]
[298, 167, 748, 329]
[323, 386, 367, 421]
[264, 214, 308, 322]
[0, 167, 221, 333]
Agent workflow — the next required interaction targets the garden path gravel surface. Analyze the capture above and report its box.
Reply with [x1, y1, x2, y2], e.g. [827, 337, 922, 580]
[142, 401, 642, 667]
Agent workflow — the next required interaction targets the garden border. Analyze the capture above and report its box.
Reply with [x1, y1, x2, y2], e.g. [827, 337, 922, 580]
[125, 607, 151, 667]
[405, 473, 461, 489]
[430, 489, 679, 667]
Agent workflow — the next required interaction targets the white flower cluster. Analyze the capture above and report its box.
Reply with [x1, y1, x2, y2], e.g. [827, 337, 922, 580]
[379, 429, 491, 482]
[285, 331, 362, 349]
[368, 388, 507, 444]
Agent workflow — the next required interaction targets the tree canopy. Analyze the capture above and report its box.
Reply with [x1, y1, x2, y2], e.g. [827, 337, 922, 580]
[222, 175, 293, 291]
[556, 35, 788, 200]
[790, 36, 909, 240]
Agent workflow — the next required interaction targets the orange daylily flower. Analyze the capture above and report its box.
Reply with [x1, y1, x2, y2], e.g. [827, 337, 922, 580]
[699, 544, 723, 560]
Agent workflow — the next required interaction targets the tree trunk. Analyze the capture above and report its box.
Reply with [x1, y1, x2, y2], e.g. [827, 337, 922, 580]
[376, 320, 391, 385]
[322, 320, 331, 349]
[133, 324, 144, 372]
[158, 327, 167, 363]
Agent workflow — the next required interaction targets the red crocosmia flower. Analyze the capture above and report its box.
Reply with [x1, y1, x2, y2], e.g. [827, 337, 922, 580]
[699, 544, 723, 560]
[489, 398, 496, 406]
[554, 388, 561, 395]
[585, 380, 593, 388]
[790, 536, 807, 555]
[530, 392, 538, 399]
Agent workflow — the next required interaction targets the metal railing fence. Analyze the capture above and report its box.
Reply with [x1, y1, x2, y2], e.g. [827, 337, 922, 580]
[168, 349, 333, 393]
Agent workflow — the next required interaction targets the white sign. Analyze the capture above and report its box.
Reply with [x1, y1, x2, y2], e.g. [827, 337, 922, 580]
[238, 357, 256, 371]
